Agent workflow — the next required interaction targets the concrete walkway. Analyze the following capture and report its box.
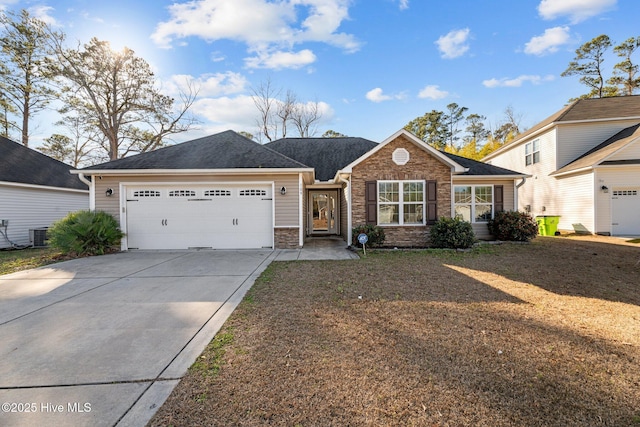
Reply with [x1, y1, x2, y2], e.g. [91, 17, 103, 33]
[0, 241, 357, 427]
[274, 237, 359, 261]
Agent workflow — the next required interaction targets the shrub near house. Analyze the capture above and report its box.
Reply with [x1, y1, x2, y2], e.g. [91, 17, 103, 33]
[487, 211, 538, 242]
[48, 210, 123, 256]
[429, 217, 476, 249]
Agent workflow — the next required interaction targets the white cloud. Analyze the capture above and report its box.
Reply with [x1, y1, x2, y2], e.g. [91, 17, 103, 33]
[151, 0, 359, 69]
[28, 6, 59, 26]
[538, 0, 616, 23]
[191, 94, 262, 129]
[165, 72, 248, 97]
[244, 49, 317, 70]
[398, 0, 409, 10]
[524, 26, 571, 56]
[435, 28, 470, 59]
[418, 85, 449, 100]
[366, 88, 391, 103]
[365, 88, 406, 103]
[190, 93, 334, 137]
[483, 75, 555, 88]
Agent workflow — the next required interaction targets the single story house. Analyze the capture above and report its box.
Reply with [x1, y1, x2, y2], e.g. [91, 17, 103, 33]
[0, 136, 89, 249]
[73, 129, 526, 250]
[484, 95, 640, 236]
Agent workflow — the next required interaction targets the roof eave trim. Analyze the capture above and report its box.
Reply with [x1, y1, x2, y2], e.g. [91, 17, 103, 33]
[0, 180, 89, 193]
[452, 174, 531, 180]
[550, 166, 593, 177]
[72, 168, 315, 176]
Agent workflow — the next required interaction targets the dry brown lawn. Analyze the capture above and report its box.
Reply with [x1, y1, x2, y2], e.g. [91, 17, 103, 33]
[149, 236, 640, 427]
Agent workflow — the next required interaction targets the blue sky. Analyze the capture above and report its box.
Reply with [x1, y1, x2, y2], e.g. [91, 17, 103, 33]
[5, 0, 640, 145]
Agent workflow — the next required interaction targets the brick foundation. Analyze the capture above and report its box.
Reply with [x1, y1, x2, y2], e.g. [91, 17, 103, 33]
[274, 227, 301, 249]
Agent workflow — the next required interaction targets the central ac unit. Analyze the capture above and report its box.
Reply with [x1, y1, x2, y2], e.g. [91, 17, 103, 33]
[29, 227, 48, 248]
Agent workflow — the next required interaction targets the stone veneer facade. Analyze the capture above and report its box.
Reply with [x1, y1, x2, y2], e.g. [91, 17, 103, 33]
[274, 227, 300, 249]
[351, 134, 452, 247]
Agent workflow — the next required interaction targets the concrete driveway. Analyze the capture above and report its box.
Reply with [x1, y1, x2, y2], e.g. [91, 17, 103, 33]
[0, 249, 277, 427]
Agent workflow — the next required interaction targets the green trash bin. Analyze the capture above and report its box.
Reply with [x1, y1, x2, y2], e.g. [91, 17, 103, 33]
[536, 215, 560, 236]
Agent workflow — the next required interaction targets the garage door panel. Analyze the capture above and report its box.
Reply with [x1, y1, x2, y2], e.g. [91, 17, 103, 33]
[125, 185, 274, 250]
[612, 189, 639, 235]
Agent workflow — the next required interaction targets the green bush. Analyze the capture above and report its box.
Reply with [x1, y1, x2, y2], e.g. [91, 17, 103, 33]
[487, 210, 538, 242]
[352, 224, 386, 247]
[429, 217, 476, 249]
[48, 210, 123, 255]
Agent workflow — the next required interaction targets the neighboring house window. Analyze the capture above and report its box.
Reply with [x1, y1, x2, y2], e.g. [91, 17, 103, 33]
[525, 140, 540, 166]
[454, 185, 493, 223]
[378, 180, 424, 225]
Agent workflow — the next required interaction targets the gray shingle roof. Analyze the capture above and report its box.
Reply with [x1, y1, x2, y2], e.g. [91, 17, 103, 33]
[442, 152, 526, 176]
[553, 123, 640, 175]
[0, 136, 87, 190]
[485, 95, 640, 161]
[266, 137, 378, 181]
[81, 130, 309, 171]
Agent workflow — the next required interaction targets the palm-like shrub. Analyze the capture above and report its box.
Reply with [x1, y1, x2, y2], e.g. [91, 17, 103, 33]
[48, 210, 123, 255]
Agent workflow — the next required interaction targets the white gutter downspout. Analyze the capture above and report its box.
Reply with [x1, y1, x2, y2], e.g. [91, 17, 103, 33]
[78, 173, 95, 210]
[515, 177, 527, 211]
[299, 173, 304, 248]
[339, 175, 352, 246]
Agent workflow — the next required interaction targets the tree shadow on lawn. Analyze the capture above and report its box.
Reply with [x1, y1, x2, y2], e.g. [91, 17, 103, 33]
[449, 237, 640, 307]
[151, 257, 639, 427]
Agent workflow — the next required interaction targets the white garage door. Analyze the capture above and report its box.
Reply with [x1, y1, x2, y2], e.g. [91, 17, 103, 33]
[612, 189, 640, 235]
[125, 184, 273, 249]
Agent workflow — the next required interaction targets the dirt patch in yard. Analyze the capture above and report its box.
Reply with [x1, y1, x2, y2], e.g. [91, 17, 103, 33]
[149, 236, 640, 427]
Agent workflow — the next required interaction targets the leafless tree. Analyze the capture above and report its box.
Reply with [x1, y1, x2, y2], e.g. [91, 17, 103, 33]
[251, 77, 280, 142]
[291, 100, 322, 137]
[251, 78, 323, 141]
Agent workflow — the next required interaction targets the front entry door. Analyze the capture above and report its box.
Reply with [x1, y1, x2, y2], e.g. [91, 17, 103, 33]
[309, 191, 339, 235]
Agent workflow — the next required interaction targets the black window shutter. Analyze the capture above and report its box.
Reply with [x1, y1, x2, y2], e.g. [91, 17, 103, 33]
[494, 185, 504, 213]
[365, 181, 377, 225]
[426, 180, 437, 225]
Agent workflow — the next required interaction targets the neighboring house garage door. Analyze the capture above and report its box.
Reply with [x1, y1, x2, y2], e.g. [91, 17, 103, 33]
[125, 184, 273, 250]
[612, 189, 640, 235]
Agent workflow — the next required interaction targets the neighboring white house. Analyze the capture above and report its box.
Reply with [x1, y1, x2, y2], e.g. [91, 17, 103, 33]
[484, 96, 640, 236]
[0, 137, 89, 249]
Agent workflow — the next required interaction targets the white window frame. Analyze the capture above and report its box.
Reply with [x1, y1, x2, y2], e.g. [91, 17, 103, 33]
[377, 180, 425, 226]
[525, 139, 540, 166]
[454, 185, 494, 223]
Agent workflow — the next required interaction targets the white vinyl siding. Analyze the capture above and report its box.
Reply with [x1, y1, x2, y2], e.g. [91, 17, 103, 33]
[607, 138, 640, 161]
[0, 184, 89, 249]
[556, 172, 595, 233]
[556, 120, 640, 168]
